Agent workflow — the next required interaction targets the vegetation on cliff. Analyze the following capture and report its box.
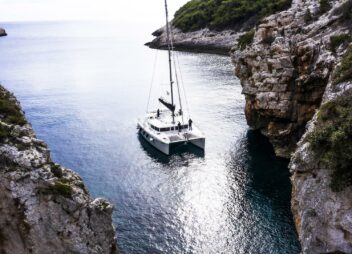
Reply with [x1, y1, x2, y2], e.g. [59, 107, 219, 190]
[308, 90, 352, 192]
[333, 45, 352, 84]
[173, 0, 292, 32]
[0, 86, 26, 141]
[318, 0, 331, 14]
[0, 87, 26, 126]
[238, 29, 255, 50]
[330, 34, 351, 53]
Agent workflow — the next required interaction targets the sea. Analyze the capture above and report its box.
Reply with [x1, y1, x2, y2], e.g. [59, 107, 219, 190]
[0, 21, 300, 254]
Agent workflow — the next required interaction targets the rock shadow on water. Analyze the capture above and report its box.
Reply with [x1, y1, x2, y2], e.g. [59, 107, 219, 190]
[226, 130, 301, 253]
[137, 133, 205, 165]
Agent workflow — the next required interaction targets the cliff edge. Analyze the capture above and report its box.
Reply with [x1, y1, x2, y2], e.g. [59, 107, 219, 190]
[231, 0, 350, 158]
[231, 0, 352, 252]
[0, 84, 117, 253]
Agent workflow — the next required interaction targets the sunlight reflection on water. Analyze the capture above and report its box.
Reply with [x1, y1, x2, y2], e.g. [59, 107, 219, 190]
[0, 21, 300, 254]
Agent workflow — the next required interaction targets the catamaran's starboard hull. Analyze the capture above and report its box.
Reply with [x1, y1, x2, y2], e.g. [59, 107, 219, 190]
[189, 137, 205, 150]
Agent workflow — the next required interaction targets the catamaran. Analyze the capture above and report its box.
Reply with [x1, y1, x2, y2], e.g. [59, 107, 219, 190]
[137, 0, 205, 155]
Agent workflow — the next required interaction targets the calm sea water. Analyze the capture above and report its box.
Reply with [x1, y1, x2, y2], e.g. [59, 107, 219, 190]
[0, 21, 300, 254]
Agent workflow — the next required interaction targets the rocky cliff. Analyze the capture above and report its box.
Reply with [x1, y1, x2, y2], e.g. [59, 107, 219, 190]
[230, 0, 352, 252]
[290, 80, 352, 253]
[0, 84, 117, 253]
[231, 0, 347, 158]
[0, 28, 6, 37]
[146, 26, 239, 55]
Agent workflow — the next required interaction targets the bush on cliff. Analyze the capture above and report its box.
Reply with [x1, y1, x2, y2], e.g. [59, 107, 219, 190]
[51, 163, 63, 178]
[304, 9, 313, 23]
[173, 0, 292, 32]
[47, 181, 73, 198]
[319, 0, 331, 14]
[333, 45, 352, 84]
[0, 89, 26, 126]
[0, 125, 11, 141]
[238, 30, 255, 50]
[308, 90, 352, 192]
[330, 34, 351, 53]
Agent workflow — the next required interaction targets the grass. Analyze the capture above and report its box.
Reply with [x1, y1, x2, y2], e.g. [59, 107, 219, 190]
[0, 87, 26, 126]
[330, 34, 351, 53]
[238, 30, 255, 50]
[333, 45, 352, 84]
[308, 90, 352, 192]
[173, 0, 292, 32]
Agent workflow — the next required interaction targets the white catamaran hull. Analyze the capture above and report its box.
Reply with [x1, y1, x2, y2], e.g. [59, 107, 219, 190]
[189, 137, 205, 150]
[139, 126, 171, 155]
[138, 121, 205, 155]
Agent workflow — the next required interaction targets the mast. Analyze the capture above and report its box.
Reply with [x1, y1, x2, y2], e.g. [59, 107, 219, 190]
[164, 0, 175, 123]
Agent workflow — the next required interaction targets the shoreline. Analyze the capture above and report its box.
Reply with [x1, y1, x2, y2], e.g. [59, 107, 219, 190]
[145, 42, 231, 56]
[146, 26, 240, 56]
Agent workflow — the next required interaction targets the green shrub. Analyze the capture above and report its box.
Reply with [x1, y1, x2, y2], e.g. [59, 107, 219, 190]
[333, 45, 352, 84]
[46, 181, 73, 198]
[51, 163, 63, 178]
[173, 0, 292, 32]
[304, 9, 313, 23]
[0, 89, 26, 126]
[308, 91, 352, 192]
[238, 30, 255, 50]
[330, 34, 351, 53]
[0, 124, 11, 141]
[319, 0, 331, 14]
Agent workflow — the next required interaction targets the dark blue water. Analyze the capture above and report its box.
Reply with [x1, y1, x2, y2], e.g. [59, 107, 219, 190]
[0, 21, 300, 253]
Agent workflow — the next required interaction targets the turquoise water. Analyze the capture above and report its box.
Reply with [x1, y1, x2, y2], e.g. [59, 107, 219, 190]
[0, 21, 300, 253]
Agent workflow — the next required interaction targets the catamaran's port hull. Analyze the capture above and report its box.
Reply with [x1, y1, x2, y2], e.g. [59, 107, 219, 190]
[138, 125, 205, 155]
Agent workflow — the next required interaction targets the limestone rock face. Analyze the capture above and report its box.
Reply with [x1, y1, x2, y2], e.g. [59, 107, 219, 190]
[230, 0, 352, 252]
[146, 26, 240, 55]
[0, 85, 117, 254]
[231, 0, 347, 158]
[290, 81, 352, 253]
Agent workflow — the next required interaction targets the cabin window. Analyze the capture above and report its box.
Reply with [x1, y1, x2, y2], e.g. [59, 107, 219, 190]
[150, 125, 159, 131]
[175, 125, 188, 130]
[160, 127, 170, 132]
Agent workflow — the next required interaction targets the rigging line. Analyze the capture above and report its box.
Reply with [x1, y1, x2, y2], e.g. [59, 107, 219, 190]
[169, 24, 185, 124]
[174, 50, 191, 119]
[146, 49, 159, 113]
[168, 22, 190, 118]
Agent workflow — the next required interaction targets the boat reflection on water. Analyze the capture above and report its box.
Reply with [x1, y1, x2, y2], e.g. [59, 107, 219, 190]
[137, 132, 205, 164]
